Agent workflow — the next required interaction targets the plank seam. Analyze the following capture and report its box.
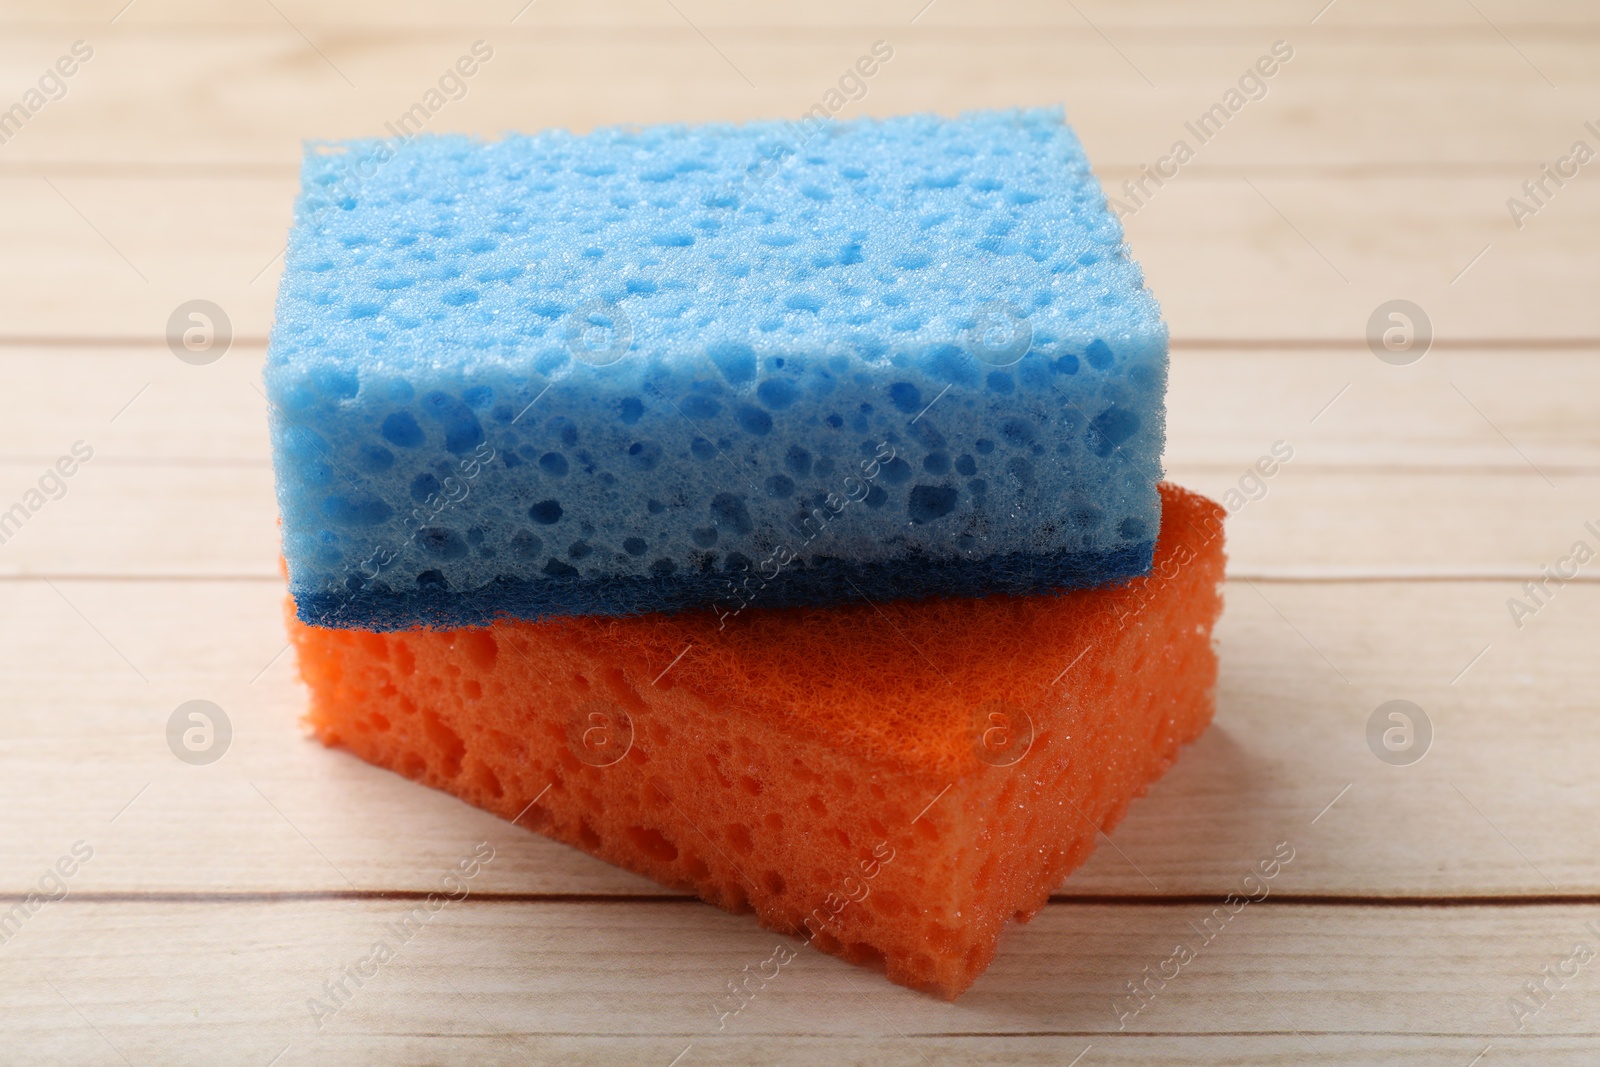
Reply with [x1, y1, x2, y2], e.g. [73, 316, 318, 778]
[13, 890, 1600, 906]
[3, 573, 1595, 584]
[1, 337, 1599, 350]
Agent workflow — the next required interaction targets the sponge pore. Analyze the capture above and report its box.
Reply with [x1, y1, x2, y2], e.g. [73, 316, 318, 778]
[291, 483, 1225, 998]
[267, 107, 1168, 629]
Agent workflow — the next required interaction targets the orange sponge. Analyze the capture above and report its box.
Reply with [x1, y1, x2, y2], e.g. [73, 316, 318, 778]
[290, 483, 1225, 998]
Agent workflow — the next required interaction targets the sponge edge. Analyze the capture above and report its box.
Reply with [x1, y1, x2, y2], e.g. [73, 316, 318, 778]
[267, 107, 1168, 629]
[290, 484, 1225, 997]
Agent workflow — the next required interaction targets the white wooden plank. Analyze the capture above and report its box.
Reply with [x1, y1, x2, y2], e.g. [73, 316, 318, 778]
[1, 340, 1596, 579]
[1165, 350, 1600, 470]
[0, 579, 1594, 896]
[1, 459, 1597, 581]
[0, 27, 1596, 175]
[3, 348, 1597, 469]
[10, 0, 1600, 31]
[0, 899, 1597, 1063]
[3, 172, 1596, 341]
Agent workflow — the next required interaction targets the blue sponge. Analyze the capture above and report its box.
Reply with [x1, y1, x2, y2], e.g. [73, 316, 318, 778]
[267, 107, 1167, 630]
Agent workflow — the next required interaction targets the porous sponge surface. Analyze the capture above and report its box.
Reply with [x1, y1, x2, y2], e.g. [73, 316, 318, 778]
[291, 484, 1224, 997]
[267, 106, 1167, 628]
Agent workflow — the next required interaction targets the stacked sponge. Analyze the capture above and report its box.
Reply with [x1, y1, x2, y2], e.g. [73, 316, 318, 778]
[269, 108, 1223, 998]
[268, 107, 1167, 629]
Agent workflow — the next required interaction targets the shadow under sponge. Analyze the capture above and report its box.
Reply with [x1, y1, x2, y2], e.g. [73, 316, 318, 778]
[289, 483, 1225, 998]
[266, 107, 1167, 629]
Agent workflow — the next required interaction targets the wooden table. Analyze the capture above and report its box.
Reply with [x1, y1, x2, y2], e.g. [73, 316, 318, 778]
[2, 2, 1597, 1063]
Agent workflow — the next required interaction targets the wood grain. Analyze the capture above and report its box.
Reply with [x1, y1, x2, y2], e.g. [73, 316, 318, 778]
[2, 174, 1596, 341]
[3, 348, 1597, 468]
[2, 900, 1598, 1064]
[10, 0, 1600, 30]
[0, 578, 1593, 898]
[1, 0, 1596, 1061]
[2, 462, 1597, 580]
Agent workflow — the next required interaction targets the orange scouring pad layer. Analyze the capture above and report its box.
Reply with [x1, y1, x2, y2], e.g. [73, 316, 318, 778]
[289, 483, 1226, 998]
